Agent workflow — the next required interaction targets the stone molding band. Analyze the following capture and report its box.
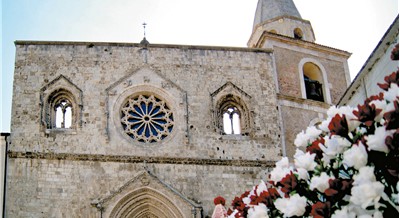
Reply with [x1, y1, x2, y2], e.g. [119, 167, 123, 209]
[8, 151, 275, 167]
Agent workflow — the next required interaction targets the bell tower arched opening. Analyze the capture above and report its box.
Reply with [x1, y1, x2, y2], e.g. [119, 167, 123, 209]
[303, 62, 324, 102]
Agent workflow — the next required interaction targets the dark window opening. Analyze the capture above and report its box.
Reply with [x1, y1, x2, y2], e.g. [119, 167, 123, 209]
[304, 76, 324, 102]
[294, 28, 303, 39]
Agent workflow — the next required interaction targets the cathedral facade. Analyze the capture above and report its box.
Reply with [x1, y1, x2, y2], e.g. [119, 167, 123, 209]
[6, 0, 350, 217]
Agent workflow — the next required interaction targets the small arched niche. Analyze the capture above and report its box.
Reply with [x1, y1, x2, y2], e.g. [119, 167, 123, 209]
[294, 28, 303, 39]
[303, 62, 325, 102]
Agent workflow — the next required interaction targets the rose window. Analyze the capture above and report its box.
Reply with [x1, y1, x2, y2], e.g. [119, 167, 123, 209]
[120, 94, 174, 143]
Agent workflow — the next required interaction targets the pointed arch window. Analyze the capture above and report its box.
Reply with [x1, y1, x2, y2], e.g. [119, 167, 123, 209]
[222, 106, 241, 134]
[216, 94, 251, 135]
[40, 75, 83, 133]
[55, 99, 72, 128]
[211, 82, 253, 136]
[45, 89, 78, 130]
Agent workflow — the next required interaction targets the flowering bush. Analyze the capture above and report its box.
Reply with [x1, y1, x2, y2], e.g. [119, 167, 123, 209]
[222, 46, 399, 218]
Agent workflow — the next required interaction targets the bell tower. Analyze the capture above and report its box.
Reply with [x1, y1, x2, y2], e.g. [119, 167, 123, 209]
[249, 0, 315, 47]
[248, 0, 351, 158]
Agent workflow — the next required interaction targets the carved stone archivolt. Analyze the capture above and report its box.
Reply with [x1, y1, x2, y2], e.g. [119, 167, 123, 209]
[40, 75, 83, 131]
[109, 187, 183, 218]
[95, 171, 202, 218]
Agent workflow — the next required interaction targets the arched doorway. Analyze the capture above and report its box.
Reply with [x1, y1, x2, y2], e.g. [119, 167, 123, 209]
[109, 187, 184, 218]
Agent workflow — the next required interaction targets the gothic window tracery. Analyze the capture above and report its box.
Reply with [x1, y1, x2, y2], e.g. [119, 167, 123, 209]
[222, 106, 241, 134]
[216, 95, 250, 135]
[45, 89, 78, 129]
[120, 94, 174, 143]
[55, 99, 72, 128]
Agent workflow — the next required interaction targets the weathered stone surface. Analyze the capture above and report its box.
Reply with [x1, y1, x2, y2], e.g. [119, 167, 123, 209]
[8, 42, 281, 217]
[8, 5, 351, 216]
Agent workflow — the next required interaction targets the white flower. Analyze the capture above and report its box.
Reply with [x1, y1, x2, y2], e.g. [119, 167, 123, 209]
[343, 142, 368, 170]
[248, 203, 269, 218]
[327, 106, 342, 117]
[384, 83, 399, 102]
[269, 167, 292, 184]
[356, 127, 368, 135]
[256, 181, 267, 196]
[306, 126, 322, 142]
[327, 105, 360, 131]
[369, 99, 387, 122]
[227, 209, 238, 218]
[319, 119, 331, 132]
[274, 194, 307, 217]
[295, 168, 309, 180]
[320, 135, 351, 161]
[365, 126, 394, 153]
[276, 157, 289, 168]
[350, 181, 384, 209]
[350, 166, 385, 209]
[294, 149, 317, 171]
[331, 206, 356, 218]
[294, 126, 322, 148]
[242, 196, 251, 205]
[391, 182, 399, 204]
[373, 211, 384, 218]
[310, 172, 333, 193]
[269, 157, 292, 183]
[353, 166, 376, 185]
[294, 130, 309, 148]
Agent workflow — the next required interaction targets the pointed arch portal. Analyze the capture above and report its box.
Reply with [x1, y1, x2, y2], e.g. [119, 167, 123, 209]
[109, 187, 184, 218]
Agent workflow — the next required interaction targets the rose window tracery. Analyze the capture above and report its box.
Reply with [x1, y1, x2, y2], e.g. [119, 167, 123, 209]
[120, 94, 174, 143]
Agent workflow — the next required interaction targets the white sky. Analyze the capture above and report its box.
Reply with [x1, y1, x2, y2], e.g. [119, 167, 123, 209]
[1, 0, 399, 132]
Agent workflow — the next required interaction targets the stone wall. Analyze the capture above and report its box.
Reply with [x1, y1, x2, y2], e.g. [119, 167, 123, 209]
[7, 157, 270, 217]
[11, 42, 281, 159]
[8, 41, 282, 217]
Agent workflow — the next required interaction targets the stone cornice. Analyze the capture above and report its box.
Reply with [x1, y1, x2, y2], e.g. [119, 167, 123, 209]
[277, 93, 330, 113]
[256, 32, 351, 58]
[8, 151, 275, 167]
[14, 40, 273, 54]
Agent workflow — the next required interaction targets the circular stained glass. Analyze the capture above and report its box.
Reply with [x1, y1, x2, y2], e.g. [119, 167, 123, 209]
[120, 94, 174, 143]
